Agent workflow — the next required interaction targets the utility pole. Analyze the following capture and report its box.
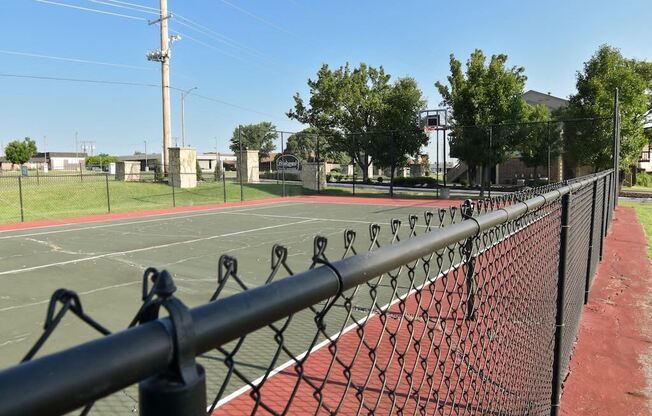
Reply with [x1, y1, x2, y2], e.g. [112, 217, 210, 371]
[146, 0, 177, 174]
[181, 87, 197, 147]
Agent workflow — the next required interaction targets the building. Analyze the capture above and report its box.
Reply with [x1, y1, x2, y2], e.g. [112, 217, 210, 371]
[0, 152, 88, 171]
[118, 153, 160, 171]
[198, 153, 236, 172]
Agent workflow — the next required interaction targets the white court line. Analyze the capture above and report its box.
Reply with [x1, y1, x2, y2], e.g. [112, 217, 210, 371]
[0, 281, 139, 313]
[212, 260, 462, 410]
[0, 201, 301, 240]
[212, 221, 525, 410]
[222, 211, 432, 228]
[0, 219, 315, 277]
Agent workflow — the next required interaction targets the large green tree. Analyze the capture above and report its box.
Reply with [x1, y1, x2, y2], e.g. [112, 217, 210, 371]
[373, 77, 428, 196]
[4, 137, 37, 166]
[229, 122, 278, 161]
[284, 127, 348, 164]
[435, 49, 543, 189]
[288, 63, 421, 181]
[561, 45, 652, 172]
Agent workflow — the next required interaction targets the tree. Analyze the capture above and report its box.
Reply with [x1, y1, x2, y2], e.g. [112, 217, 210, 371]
[435, 49, 539, 191]
[196, 161, 203, 181]
[372, 77, 428, 196]
[214, 160, 223, 181]
[287, 63, 392, 181]
[85, 153, 118, 167]
[284, 127, 348, 164]
[4, 137, 37, 166]
[229, 122, 278, 161]
[154, 159, 163, 182]
[515, 106, 559, 177]
[288, 63, 426, 182]
[560, 45, 652, 172]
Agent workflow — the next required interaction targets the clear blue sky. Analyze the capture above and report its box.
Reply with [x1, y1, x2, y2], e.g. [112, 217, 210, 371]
[1, 0, 650, 158]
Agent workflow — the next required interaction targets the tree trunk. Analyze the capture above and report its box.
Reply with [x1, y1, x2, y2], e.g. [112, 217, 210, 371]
[361, 153, 369, 182]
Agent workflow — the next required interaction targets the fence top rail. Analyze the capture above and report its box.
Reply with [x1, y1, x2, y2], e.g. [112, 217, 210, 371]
[0, 169, 613, 416]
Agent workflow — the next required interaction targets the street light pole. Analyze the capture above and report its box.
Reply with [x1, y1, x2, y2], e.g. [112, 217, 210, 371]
[180, 87, 197, 147]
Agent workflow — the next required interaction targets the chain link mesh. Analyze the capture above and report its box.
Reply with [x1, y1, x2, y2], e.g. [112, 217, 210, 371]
[8, 171, 615, 416]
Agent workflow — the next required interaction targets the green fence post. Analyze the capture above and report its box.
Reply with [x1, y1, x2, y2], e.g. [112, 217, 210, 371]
[171, 174, 176, 208]
[18, 176, 24, 222]
[105, 173, 111, 213]
[222, 171, 227, 203]
[551, 193, 571, 416]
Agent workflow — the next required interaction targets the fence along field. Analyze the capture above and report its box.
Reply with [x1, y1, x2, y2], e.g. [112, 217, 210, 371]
[0, 170, 305, 223]
[0, 167, 616, 416]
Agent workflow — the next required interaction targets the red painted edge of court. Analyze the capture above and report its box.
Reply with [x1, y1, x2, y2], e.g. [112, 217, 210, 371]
[561, 207, 652, 416]
[0, 195, 462, 232]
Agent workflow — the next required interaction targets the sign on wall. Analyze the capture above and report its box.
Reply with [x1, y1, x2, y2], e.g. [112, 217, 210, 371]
[277, 154, 300, 170]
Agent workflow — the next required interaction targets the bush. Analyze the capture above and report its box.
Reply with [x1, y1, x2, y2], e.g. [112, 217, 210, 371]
[377, 176, 383, 183]
[330, 168, 341, 174]
[392, 176, 438, 187]
[459, 178, 468, 187]
[326, 174, 332, 182]
[259, 171, 301, 182]
[196, 161, 203, 181]
[154, 160, 163, 182]
[336, 175, 343, 182]
[636, 173, 651, 187]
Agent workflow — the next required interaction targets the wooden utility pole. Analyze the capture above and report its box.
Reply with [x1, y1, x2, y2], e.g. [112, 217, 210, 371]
[159, 0, 171, 173]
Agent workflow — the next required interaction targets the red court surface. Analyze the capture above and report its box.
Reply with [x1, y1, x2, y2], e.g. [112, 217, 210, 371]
[0, 195, 463, 232]
[561, 207, 652, 416]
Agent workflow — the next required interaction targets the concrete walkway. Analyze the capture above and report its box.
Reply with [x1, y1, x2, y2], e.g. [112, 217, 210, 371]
[561, 207, 652, 415]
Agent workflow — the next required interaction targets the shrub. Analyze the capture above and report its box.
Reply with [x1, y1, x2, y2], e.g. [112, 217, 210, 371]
[336, 175, 343, 182]
[377, 176, 383, 183]
[196, 161, 203, 181]
[154, 160, 163, 182]
[459, 178, 468, 187]
[392, 176, 437, 187]
[326, 174, 332, 182]
[636, 173, 651, 187]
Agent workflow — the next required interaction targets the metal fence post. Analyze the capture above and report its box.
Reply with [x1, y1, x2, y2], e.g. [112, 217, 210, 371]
[18, 176, 24, 222]
[105, 173, 111, 213]
[599, 176, 608, 260]
[461, 199, 476, 320]
[171, 173, 176, 208]
[584, 180, 598, 304]
[551, 192, 571, 416]
[222, 171, 227, 203]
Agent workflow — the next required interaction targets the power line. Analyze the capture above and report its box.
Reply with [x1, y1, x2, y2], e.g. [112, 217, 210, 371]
[35, 0, 147, 20]
[100, 0, 158, 12]
[84, 0, 159, 16]
[0, 49, 151, 71]
[0, 72, 280, 118]
[169, 30, 252, 64]
[0, 72, 160, 88]
[173, 14, 271, 61]
[219, 0, 294, 35]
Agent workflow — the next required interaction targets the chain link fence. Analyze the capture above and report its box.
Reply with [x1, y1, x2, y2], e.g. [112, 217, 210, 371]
[0, 170, 616, 416]
[0, 167, 306, 224]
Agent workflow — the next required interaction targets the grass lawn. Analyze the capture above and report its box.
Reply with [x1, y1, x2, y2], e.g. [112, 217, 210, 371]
[622, 185, 652, 193]
[0, 176, 304, 224]
[0, 174, 460, 225]
[621, 200, 652, 258]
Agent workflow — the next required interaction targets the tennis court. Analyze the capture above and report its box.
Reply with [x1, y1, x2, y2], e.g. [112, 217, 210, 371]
[0, 195, 461, 414]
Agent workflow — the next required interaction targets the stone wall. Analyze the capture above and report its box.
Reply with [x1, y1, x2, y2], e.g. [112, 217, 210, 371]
[301, 162, 326, 191]
[169, 147, 197, 188]
[236, 150, 259, 183]
[115, 161, 141, 181]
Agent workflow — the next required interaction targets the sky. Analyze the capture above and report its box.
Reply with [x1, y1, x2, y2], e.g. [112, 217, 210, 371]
[0, 0, 651, 159]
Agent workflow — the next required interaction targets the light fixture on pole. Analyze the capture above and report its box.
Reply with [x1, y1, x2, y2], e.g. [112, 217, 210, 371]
[180, 87, 197, 147]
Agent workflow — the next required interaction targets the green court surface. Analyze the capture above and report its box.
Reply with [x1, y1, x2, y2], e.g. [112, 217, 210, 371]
[0, 198, 458, 414]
